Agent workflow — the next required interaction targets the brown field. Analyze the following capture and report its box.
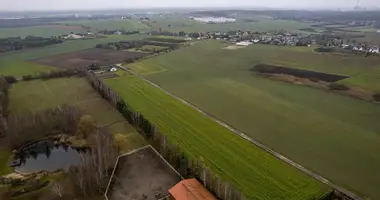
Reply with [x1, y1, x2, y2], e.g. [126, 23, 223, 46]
[106, 146, 181, 200]
[31, 48, 150, 69]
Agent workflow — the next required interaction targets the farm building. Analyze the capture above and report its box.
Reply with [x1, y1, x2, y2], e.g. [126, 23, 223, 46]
[236, 41, 253, 46]
[168, 178, 217, 200]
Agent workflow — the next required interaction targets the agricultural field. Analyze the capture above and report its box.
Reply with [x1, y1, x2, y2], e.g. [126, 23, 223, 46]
[32, 48, 149, 70]
[148, 16, 312, 32]
[0, 61, 55, 77]
[0, 25, 86, 38]
[0, 34, 148, 77]
[9, 77, 146, 150]
[57, 19, 150, 31]
[105, 72, 329, 200]
[123, 40, 380, 199]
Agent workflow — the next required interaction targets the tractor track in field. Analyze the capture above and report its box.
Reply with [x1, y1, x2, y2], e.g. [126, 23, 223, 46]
[116, 64, 363, 200]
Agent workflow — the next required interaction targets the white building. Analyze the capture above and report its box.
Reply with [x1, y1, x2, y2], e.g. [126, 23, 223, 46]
[236, 41, 253, 46]
[185, 37, 192, 41]
[110, 67, 118, 72]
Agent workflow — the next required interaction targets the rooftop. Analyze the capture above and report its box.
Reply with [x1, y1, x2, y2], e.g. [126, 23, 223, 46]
[169, 178, 217, 200]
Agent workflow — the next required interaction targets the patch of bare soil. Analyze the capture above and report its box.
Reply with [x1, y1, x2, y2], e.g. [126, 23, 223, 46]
[107, 146, 180, 200]
[31, 48, 150, 70]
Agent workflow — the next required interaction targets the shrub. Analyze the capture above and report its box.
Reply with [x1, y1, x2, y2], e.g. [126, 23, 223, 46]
[373, 93, 380, 102]
[328, 83, 350, 91]
[4, 76, 17, 84]
[309, 77, 320, 82]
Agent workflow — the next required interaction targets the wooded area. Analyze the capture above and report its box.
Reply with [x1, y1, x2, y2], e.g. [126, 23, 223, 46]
[0, 36, 63, 53]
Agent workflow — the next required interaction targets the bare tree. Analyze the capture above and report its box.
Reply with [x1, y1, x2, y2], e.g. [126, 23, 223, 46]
[51, 182, 64, 198]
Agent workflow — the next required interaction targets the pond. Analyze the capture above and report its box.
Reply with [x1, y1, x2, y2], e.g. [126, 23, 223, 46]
[13, 140, 83, 174]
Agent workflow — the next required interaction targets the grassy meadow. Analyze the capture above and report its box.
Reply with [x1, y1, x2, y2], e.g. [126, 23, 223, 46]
[0, 26, 84, 38]
[105, 72, 329, 200]
[148, 16, 312, 32]
[57, 19, 150, 31]
[0, 34, 148, 77]
[9, 77, 146, 150]
[0, 19, 150, 38]
[123, 40, 380, 199]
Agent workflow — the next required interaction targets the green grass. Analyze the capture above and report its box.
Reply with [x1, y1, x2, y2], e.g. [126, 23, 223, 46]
[0, 61, 55, 77]
[58, 19, 150, 31]
[125, 61, 167, 75]
[121, 40, 380, 199]
[0, 34, 148, 62]
[0, 150, 12, 175]
[105, 72, 329, 199]
[10, 77, 129, 131]
[0, 26, 83, 38]
[149, 16, 311, 32]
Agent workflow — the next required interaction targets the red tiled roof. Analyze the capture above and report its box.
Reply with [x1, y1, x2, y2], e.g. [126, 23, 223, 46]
[168, 178, 217, 200]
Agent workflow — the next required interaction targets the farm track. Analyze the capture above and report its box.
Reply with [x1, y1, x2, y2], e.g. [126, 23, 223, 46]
[116, 64, 363, 200]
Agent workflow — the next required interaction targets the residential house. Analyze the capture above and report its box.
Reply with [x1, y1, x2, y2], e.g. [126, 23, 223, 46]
[169, 178, 217, 200]
[114, 31, 122, 35]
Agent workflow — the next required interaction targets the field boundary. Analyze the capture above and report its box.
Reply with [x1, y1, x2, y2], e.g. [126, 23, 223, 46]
[104, 145, 183, 200]
[118, 66, 363, 200]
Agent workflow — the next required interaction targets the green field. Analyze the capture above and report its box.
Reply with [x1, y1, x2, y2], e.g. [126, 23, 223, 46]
[58, 19, 150, 31]
[0, 34, 148, 77]
[149, 16, 311, 32]
[0, 61, 55, 77]
[9, 77, 146, 150]
[0, 19, 149, 38]
[0, 26, 84, 38]
[122, 40, 380, 199]
[105, 72, 329, 199]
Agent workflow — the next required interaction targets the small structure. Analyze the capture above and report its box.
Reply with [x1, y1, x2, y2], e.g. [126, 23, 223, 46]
[185, 37, 192, 41]
[114, 31, 122, 35]
[110, 67, 117, 72]
[169, 178, 217, 200]
[236, 41, 253, 46]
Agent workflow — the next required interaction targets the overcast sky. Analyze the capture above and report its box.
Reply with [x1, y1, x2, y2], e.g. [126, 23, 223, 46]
[1, 0, 379, 11]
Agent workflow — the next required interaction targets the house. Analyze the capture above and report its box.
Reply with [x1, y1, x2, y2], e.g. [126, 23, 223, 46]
[64, 34, 84, 39]
[114, 31, 122, 35]
[236, 41, 253, 46]
[185, 37, 192, 41]
[252, 39, 260, 43]
[169, 178, 217, 200]
[110, 67, 117, 72]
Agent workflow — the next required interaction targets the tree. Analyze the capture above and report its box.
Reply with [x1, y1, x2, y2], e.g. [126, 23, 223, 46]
[51, 182, 64, 197]
[75, 115, 96, 139]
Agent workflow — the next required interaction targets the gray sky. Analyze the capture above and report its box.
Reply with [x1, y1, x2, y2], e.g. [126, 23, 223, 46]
[1, 0, 379, 11]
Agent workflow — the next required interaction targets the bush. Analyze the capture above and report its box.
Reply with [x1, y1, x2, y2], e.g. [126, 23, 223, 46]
[373, 93, 380, 102]
[309, 77, 320, 82]
[328, 83, 350, 91]
[4, 76, 17, 84]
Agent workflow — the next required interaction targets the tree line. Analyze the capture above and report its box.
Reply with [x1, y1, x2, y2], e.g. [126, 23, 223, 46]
[97, 29, 139, 35]
[85, 72, 340, 200]
[0, 76, 10, 138]
[0, 36, 63, 53]
[2, 105, 83, 149]
[95, 40, 179, 53]
[22, 69, 83, 81]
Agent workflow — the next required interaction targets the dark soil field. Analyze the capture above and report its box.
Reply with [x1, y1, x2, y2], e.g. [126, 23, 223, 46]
[252, 64, 349, 82]
[31, 48, 150, 69]
[106, 146, 181, 200]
